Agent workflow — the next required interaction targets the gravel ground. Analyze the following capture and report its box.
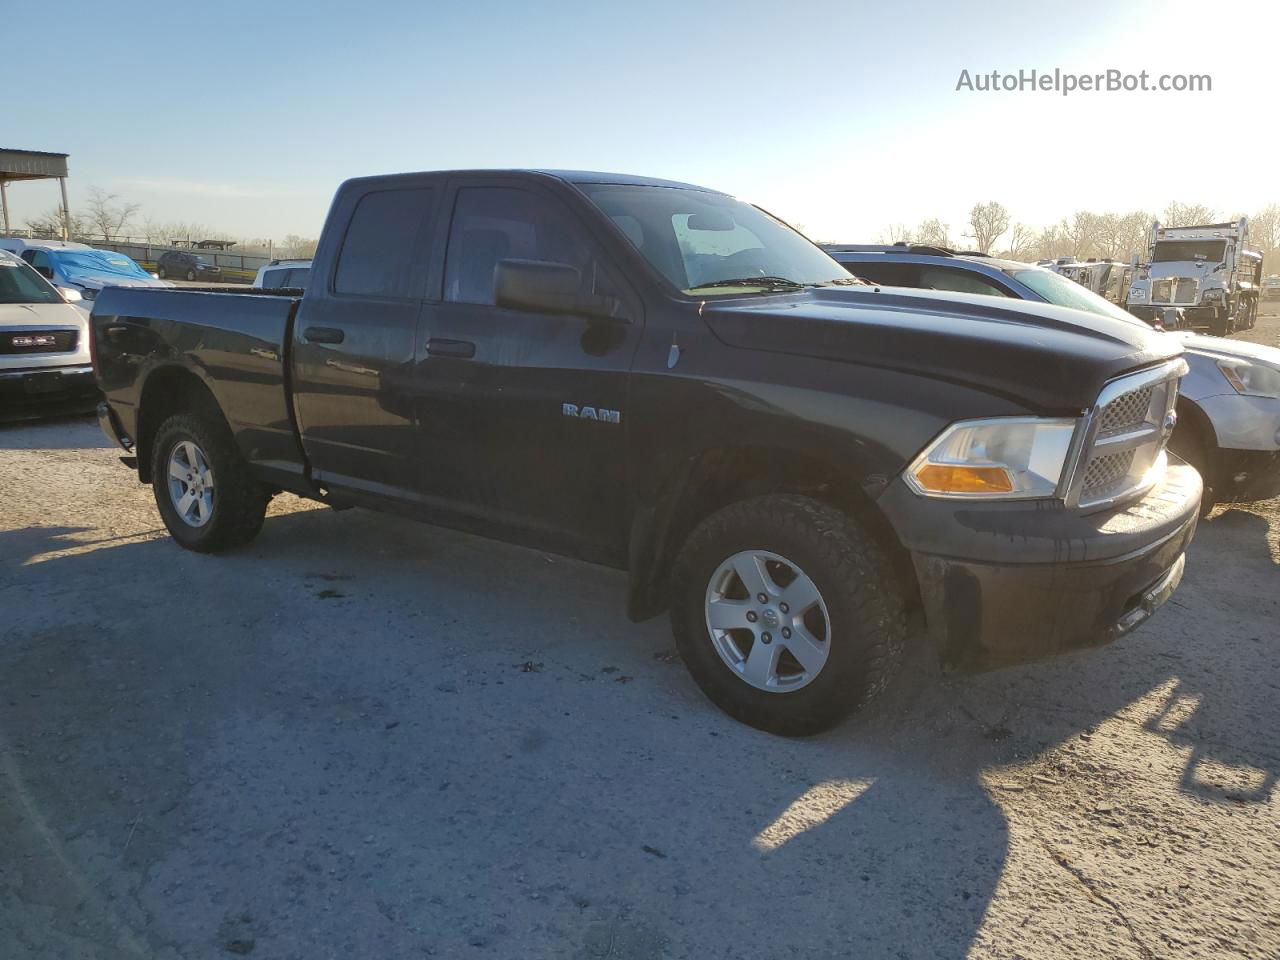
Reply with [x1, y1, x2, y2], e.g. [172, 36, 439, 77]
[1, 401, 1277, 958]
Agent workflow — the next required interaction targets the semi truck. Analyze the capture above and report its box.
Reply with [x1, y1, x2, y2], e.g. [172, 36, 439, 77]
[1126, 219, 1262, 335]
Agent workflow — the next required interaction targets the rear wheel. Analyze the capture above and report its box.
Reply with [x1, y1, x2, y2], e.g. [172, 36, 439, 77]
[185, 268, 196, 282]
[151, 411, 269, 551]
[670, 494, 906, 736]
[1237, 298, 1256, 331]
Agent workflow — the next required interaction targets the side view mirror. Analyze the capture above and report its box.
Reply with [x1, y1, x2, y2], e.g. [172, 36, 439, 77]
[57, 287, 83, 303]
[494, 258, 626, 322]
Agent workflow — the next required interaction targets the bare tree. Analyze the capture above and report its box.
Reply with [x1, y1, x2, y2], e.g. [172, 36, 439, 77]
[914, 218, 951, 248]
[279, 235, 319, 259]
[1161, 201, 1216, 227]
[1058, 211, 1105, 258]
[1003, 223, 1037, 260]
[879, 223, 916, 245]
[83, 187, 140, 240]
[966, 202, 1009, 254]
[25, 206, 87, 238]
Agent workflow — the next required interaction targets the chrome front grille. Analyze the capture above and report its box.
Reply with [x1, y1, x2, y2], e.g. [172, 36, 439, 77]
[1067, 360, 1186, 510]
[1149, 278, 1199, 305]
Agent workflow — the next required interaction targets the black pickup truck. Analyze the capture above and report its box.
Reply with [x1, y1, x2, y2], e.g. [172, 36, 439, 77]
[92, 169, 1201, 735]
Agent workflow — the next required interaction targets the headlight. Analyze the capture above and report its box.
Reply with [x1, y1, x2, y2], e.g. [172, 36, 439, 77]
[1201, 288, 1225, 303]
[1217, 359, 1280, 399]
[905, 417, 1079, 499]
[1128, 284, 1146, 301]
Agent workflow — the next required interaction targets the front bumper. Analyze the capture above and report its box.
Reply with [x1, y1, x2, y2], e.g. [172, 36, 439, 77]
[878, 463, 1202, 672]
[0, 364, 99, 418]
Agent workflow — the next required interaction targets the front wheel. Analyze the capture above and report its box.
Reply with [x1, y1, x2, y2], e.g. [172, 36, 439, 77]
[151, 411, 268, 552]
[185, 269, 196, 282]
[670, 494, 906, 736]
[1207, 308, 1231, 337]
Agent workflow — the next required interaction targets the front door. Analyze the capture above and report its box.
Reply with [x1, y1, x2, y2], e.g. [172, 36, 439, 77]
[291, 183, 439, 497]
[414, 181, 641, 561]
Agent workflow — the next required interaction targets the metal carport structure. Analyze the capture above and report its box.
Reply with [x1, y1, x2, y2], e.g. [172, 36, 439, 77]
[0, 148, 71, 238]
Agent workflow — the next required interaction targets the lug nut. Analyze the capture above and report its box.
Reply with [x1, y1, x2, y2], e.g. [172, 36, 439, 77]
[757, 593, 768, 604]
[781, 627, 792, 639]
[746, 610, 758, 623]
[761, 633, 772, 644]
[779, 602, 789, 613]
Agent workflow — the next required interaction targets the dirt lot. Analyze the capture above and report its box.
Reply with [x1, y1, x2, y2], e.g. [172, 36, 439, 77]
[1, 338, 1278, 958]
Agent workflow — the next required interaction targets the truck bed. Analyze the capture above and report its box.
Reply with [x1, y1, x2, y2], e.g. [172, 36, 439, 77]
[91, 286, 308, 485]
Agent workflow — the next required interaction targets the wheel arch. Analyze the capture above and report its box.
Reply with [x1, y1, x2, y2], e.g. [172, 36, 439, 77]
[135, 365, 226, 484]
[626, 445, 919, 622]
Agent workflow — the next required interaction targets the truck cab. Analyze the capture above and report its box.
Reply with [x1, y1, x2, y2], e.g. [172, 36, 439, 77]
[1126, 220, 1262, 335]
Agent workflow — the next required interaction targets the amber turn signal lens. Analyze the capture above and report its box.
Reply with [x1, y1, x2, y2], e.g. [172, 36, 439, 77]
[913, 464, 1015, 494]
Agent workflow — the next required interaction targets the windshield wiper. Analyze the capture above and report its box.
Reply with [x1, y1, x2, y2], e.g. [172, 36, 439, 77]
[690, 276, 807, 291]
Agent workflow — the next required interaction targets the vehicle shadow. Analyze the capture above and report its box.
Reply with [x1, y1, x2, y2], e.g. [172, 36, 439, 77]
[0, 413, 103, 450]
[0, 504, 1274, 958]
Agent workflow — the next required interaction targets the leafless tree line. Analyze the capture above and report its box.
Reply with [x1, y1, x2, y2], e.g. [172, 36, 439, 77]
[880, 201, 1280, 271]
[22, 187, 319, 259]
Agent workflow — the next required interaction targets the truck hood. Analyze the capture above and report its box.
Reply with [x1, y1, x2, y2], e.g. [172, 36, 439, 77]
[1144, 261, 1217, 280]
[65, 269, 170, 290]
[1173, 331, 1280, 366]
[700, 286, 1182, 412]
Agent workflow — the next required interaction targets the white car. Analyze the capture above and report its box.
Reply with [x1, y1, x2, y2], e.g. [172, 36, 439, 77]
[0, 249, 98, 418]
[253, 258, 312, 290]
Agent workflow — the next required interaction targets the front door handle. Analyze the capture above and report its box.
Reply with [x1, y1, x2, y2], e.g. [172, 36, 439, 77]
[303, 326, 345, 344]
[426, 337, 475, 359]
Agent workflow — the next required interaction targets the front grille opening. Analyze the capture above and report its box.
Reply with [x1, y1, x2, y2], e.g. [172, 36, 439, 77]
[1082, 449, 1137, 500]
[0, 329, 78, 355]
[1098, 386, 1154, 437]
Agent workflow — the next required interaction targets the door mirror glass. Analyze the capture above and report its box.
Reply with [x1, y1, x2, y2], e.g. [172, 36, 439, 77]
[494, 258, 624, 321]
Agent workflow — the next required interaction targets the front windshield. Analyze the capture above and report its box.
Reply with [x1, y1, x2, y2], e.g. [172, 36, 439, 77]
[1010, 267, 1144, 326]
[1152, 240, 1226, 263]
[578, 183, 854, 294]
[0, 257, 64, 305]
[54, 250, 151, 279]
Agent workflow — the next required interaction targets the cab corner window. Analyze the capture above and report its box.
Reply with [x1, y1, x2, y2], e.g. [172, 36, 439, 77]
[334, 188, 434, 299]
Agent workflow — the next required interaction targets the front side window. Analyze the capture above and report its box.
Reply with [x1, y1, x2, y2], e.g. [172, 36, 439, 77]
[579, 183, 852, 295]
[334, 188, 434, 298]
[0, 257, 63, 304]
[443, 186, 597, 305]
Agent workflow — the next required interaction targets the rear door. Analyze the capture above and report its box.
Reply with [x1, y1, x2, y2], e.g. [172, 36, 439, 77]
[291, 182, 440, 497]
[413, 178, 642, 561]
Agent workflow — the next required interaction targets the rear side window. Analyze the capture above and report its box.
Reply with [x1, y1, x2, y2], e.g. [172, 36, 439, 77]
[287, 267, 310, 288]
[334, 188, 434, 298]
[444, 186, 595, 305]
[917, 267, 1010, 298]
[261, 268, 289, 288]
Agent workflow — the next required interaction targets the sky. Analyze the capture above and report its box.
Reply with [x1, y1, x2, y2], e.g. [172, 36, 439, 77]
[4, 0, 1277, 244]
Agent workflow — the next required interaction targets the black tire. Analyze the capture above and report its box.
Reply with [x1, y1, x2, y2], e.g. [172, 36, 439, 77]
[1207, 308, 1230, 337]
[1168, 416, 1216, 520]
[151, 410, 268, 552]
[670, 494, 906, 736]
[1238, 299, 1256, 331]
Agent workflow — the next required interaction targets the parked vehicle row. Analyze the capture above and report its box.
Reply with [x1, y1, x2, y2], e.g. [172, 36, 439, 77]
[824, 244, 1280, 514]
[0, 238, 171, 309]
[91, 168, 1202, 735]
[0, 249, 98, 417]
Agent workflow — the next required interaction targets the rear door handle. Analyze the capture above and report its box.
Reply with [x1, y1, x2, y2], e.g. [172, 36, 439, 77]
[426, 337, 475, 359]
[303, 326, 345, 344]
